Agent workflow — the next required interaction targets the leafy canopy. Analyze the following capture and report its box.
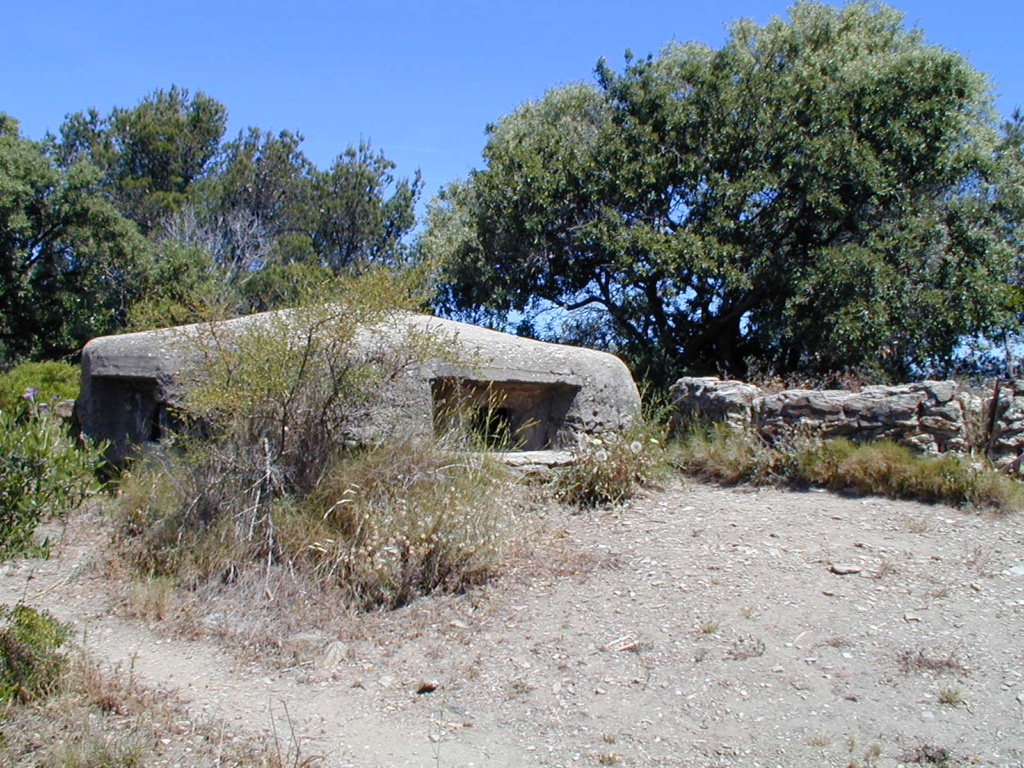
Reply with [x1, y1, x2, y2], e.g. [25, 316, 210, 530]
[426, 1, 1016, 382]
[0, 115, 150, 362]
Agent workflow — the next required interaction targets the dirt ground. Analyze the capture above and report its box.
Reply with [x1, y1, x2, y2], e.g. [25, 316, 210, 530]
[2, 479, 1023, 768]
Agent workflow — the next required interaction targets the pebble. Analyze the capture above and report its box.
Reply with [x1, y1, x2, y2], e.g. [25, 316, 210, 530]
[830, 564, 862, 575]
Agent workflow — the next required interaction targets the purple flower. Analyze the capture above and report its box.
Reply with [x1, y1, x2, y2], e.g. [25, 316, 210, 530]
[21, 387, 39, 400]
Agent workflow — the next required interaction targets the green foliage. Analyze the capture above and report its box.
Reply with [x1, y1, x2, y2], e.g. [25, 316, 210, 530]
[0, 603, 71, 703]
[54, 86, 227, 234]
[427, 2, 1016, 381]
[0, 410, 106, 559]
[554, 423, 667, 507]
[0, 87, 423, 344]
[0, 115, 151, 361]
[672, 427, 1024, 512]
[0, 360, 79, 413]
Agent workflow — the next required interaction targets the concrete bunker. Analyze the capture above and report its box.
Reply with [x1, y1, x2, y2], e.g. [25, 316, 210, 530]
[77, 311, 641, 463]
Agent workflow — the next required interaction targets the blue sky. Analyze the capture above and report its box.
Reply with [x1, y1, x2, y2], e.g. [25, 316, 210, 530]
[4, 0, 1022, 208]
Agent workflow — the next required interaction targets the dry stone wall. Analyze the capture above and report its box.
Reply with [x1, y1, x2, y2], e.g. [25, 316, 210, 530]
[988, 380, 1024, 469]
[670, 377, 1022, 466]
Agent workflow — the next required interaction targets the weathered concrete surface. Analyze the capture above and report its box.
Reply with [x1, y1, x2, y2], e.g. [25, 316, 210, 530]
[78, 311, 641, 462]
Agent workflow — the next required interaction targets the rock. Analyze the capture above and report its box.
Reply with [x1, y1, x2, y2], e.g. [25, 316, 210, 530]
[829, 564, 863, 575]
[316, 640, 351, 669]
[669, 377, 762, 433]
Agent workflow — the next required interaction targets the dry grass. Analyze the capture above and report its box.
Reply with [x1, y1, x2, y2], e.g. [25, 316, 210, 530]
[0, 649, 296, 768]
[110, 431, 525, 652]
[672, 426, 1024, 512]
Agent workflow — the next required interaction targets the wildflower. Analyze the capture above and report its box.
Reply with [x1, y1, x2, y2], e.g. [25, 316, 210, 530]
[22, 387, 39, 400]
[629, 441, 643, 454]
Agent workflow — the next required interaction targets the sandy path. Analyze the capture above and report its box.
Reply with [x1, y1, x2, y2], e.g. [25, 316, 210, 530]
[2, 482, 1023, 767]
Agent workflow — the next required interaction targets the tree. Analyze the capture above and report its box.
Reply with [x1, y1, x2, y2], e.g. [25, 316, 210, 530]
[426, 2, 1016, 382]
[308, 141, 422, 271]
[0, 115, 150, 362]
[53, 86, 227, 234]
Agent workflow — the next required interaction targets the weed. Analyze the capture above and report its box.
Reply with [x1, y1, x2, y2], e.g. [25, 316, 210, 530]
[938, 686, 965, 706]
[796, 439, 1024, 511]
[901, 744, 958, 766]
[0, 603, 71, 703]
[698, 618, 721, 635]
[726, 635, 766, 660]
[824, 636, 851, 648]
[873, 557, 898, 579]
[672, 425, 1024, 512]
[740, 605, 758, 620]
[127, 575, 177, 622]
[49, 726, 148, 768]
[597, 752, 620, 765]
[0, 643, 296, 768]
[897, 648, 965, 675]
[671, 422, 781, 485]
[807, 733, 831, 747]
[554, 420, 667, 507]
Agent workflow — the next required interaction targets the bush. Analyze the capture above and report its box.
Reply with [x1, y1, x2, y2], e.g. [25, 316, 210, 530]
[0, 360, 80, 415]
[0, 603, 71, 703]
[0, 410, 106, 559]
[554, 422, 667, 507]
[287, 435, 513, 608]
[114, 269, 513, 610]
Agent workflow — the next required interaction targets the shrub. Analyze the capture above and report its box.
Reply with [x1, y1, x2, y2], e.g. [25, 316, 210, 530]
[0, 603, 72, 703]
[287, 435, 514, 608]
[0, 410, 106, 559]
[0, 360, 80, 414]
[114, 269, 513, 610]
[554, 422, 666, 507]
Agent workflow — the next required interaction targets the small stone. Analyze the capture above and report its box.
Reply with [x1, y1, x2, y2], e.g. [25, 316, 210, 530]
[830, 564, 862, 575]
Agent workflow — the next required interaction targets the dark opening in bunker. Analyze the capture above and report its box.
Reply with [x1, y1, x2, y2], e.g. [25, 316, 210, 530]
[431, 378, 580, 451]
[86, 377, 178, 460]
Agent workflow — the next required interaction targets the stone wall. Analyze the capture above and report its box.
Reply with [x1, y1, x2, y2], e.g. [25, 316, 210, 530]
[670, 377, 1022, 465]
[988, 380, 1024, 469]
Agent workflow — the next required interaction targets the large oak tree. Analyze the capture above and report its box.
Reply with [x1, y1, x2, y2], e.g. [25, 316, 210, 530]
[424, 2, 1017, 381]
